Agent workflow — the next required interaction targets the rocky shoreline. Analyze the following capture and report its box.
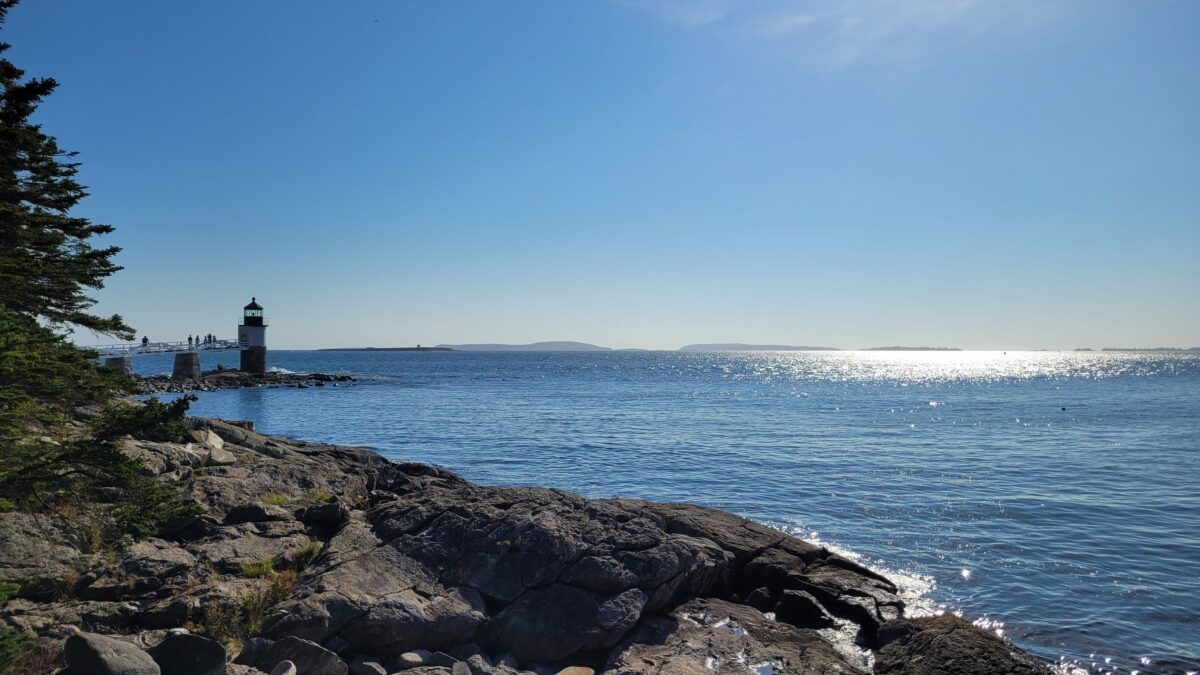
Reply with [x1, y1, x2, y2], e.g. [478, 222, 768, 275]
[136, 371, 356, 395]
[0, 416, 1051, 674]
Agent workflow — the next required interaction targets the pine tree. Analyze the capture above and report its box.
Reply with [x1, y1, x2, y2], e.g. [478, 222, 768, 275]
[0, 0, 130, 337]
[0, 0, 132, 443]
[0, 0, 195, 537]
[0, 3, 202, 665]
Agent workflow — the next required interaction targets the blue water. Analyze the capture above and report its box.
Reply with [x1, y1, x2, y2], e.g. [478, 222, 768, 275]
[135, 350, 1200, 674]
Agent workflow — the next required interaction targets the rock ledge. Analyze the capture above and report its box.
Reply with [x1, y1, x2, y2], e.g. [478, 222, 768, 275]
[0, 417, 1050, 674]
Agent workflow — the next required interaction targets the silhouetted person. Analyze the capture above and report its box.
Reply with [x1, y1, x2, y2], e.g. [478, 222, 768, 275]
[188, 335, 193, 348]
[142, 336, 149, 348]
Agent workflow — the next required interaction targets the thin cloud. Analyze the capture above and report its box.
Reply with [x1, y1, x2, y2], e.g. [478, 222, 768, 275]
[616, 0, 730, 29]
[618, 0, 1074, 67]
[751, 11, 819, 40]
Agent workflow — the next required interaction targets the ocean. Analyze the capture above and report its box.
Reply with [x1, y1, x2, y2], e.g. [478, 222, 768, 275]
[133, 350, 1199, 674]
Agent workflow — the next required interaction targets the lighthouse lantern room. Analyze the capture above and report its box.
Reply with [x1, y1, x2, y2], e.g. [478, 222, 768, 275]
[238, 297, 268, 374]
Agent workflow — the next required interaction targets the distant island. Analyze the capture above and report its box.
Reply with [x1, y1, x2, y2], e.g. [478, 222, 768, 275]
[678, 343, 839, 352]
[434, 341, 611, 352]
[864, 346, 962, 351]
[318, 346, 455, 352]
[1100, 347, 1200, 352]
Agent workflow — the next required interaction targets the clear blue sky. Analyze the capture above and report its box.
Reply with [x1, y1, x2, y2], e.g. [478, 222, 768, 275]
[9, 1, 1199, 349]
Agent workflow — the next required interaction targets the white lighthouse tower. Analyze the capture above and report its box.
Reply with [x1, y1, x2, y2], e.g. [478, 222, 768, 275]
[238, 297, 268, 374]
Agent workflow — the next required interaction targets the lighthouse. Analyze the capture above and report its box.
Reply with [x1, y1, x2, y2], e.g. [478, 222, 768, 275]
[238, 297, 268, 374]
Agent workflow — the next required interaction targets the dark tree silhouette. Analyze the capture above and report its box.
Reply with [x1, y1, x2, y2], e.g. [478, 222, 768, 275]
[0, 0, 196, 594]
[0, 0, 131, 337]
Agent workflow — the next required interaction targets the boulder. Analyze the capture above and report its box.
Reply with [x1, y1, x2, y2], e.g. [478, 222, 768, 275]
[269, 662, 298, 675]
[745, 586, 773, 612]
[466, 654, 518, 675]
[774, 589, 835, 629]
[206, 446, 237, 466]
[64, 631, 161, 675]
[874, 615, 1052, 674]
[349, 654, 388, 675]
[300, 503, 350, 528]
[256, 636, 347, 675]
[603, 598, 860, 674]
[739, 545, 902, 643]
[189, 429, 225, 451]
[147, 633, 226, 675]
[234, 637, 275, 665]
[394, 650, 431, 670]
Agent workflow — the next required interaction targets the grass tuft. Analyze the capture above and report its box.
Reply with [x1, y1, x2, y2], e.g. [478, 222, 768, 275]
[259, 493, 289, 506]
[301, 489, 333, 503]
[239, 558, 274, 578]
[286, 541, 322, 571]
[201, 568, 298, 644]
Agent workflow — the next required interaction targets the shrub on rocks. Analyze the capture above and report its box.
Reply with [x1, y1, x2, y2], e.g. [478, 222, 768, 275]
[0, 624, 29, 672]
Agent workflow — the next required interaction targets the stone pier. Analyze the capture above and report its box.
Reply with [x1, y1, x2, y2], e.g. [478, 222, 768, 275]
[103, 355, 133, 375]
[172, 352, 201, 380]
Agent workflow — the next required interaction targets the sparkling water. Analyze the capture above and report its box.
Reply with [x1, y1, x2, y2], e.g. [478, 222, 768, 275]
[135, 350, 1200, 673]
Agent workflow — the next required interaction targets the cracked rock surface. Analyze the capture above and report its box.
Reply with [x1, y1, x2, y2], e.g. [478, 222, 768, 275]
[1, 416, 1050, 673]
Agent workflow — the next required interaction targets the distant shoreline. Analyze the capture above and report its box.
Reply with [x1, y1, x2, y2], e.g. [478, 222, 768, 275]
[317, 347, 455, 352]
[303, 344, 1200, 353]
[863, 346, 962, 351]
[678, 343, 839, 352]
[1099, 347, 1200, 352]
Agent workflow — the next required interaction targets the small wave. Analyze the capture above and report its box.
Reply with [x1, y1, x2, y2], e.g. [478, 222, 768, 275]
[773, 523, 940, 618]
[267, 366, 303, 375]
[769, 523, 1183, 675]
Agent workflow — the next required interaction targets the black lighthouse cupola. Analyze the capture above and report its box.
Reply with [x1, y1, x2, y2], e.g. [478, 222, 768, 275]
[237, 297, 268, 374]
[243, 297, 264, 326]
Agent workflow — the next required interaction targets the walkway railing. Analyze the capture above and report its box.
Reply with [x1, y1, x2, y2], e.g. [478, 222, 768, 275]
[86, 339, 248, 358]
